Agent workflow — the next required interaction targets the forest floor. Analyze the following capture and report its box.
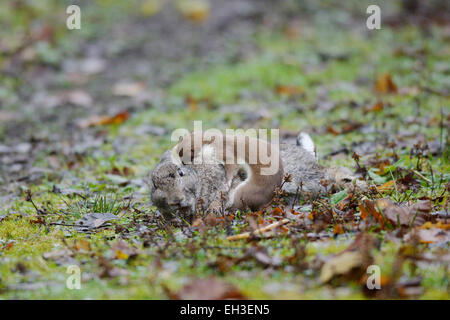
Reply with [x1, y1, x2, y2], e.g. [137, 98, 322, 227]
[0, 0, 448, 299]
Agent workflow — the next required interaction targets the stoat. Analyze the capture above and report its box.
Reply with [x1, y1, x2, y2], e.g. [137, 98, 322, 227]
[173, 131, 284, 211]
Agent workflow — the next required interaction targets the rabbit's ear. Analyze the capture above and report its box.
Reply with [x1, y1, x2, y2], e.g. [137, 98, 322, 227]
[170, 146, 183, 166]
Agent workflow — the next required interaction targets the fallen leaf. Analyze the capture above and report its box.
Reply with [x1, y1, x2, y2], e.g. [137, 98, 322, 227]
[415, 228, 450, 244]
[320, 233, 375, 283]
[169, 277, 246, 300]
[75, 213, 118, 232]
[140, 0, 163, 16]
[247, 246, 282, 268]
[275, 85, 304, 96]
[320, 251, 364, 283]
[283, 20, 301, 39]
[398, 86, 421, 96]
[43, 248, 76, 266]
[204, 213, 218, 226]
[383, 200, 432, 227]
[185, 95, 199, 111]
[3, 242, 15, 250]
[61, 89, 93, 107]
[113, 81, 146, 97]
[365, 101, 384, 112]
[377, 180, 396, 192]
[359, 199, 386, 229]
[112, 240, 137, 260]
[98, 257, 129, 279]
[420, 221, 450, 230]
[177, 0, 210, 23]
[375, 73, 398, 94]
[333, 224, 344, 235]
[77, 111, 130, 128]
[73, 239, 91, 252]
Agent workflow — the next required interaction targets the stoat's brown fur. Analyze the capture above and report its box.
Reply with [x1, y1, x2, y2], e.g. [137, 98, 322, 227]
[174, 132, 284, 211]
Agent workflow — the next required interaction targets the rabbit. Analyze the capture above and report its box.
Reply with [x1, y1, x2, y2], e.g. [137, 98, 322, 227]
[150, 149, 229, 222]
[150, 132, 367, 221]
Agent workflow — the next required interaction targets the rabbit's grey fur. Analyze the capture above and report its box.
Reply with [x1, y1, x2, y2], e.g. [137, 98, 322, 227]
[280, 137, 366, 195]
[150, 150, 229, 221]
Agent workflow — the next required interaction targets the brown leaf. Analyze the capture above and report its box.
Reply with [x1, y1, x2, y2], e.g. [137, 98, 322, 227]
[415, 228, 450, 244]
[320, 233, 376, 283]
[420, 221, 450, 230]
[359, 199, 386, 229]
[185, 95, 199, 111]
[77, 111, 130, 128]
[171, 277, 246, 300]
[112, 240, 137, 260]
[177, 0, 210, 23]
[365, 101, 384, 112]
[333, 224, 344, 235]
[383, 200, 432, 227]
[211, 254, 242, 273]
[377, 180, 396, 192]
[98, 257, 129, 279]
[375, 73, 398, 94]
[326, 125, 340, 136]
[73, 239, 91, 252]
[204, 213, 218, 226]
[275, 85, 304, 96]
[43, 248, 76, 266]
[247, 245, 282, 268]
[320, 251, 364, 283]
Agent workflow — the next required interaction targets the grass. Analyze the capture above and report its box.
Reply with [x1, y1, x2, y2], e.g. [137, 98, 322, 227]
[0, 2, 448, 300]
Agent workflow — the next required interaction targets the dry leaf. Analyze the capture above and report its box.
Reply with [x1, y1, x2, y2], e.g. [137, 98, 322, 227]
[359, 199, 386, 229]
[275, 85, 303, 96]
[170, 277, 246, 300]
[185, 95, 198, 111]
[113, 81, 146, 97]
[333, 224, 344, 235]
[140, 0, 163, 16]
[365, 101, 384, 112]
[247, 246, 282, 267]
[112, 240, 137, 260]
[375, 73, 398, 94]
[75, 213, 118, 232]
[320, 251, 364, 283]
[405, 228, 450, 244]
[320, 233, 375, 283]
[383, 200, 431, 227]
[77, 111, 130, 128]
[73, 239, 91, 252]
[177, 0, 210, 23]
[377, 180, 396, 192]
[420, 221, 450, 230]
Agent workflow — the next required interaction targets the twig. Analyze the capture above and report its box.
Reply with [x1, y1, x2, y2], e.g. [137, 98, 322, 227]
[226, 218, 290, 241]
[412, 169, 432, 183]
